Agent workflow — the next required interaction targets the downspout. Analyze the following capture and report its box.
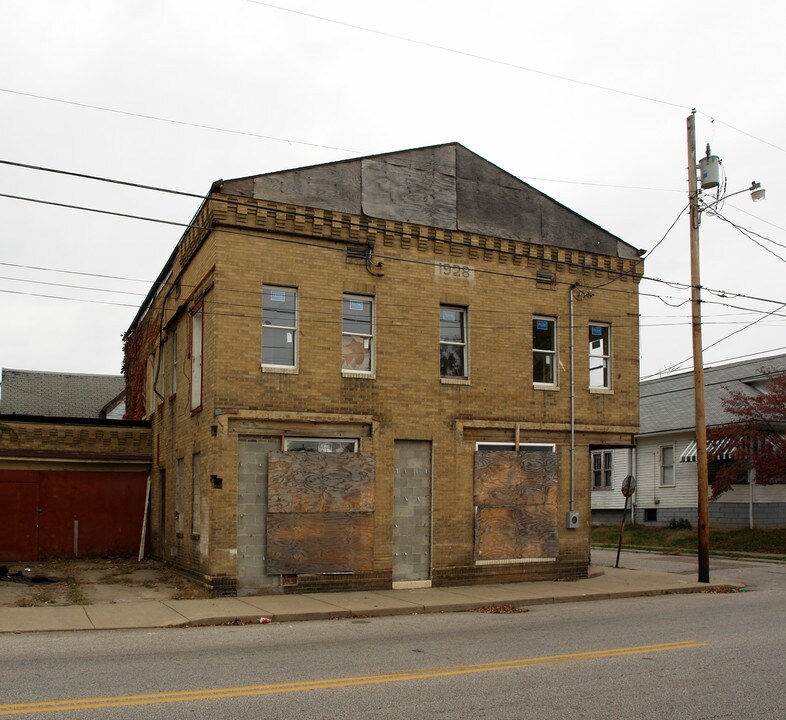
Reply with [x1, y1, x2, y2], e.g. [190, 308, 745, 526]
[569, 283, 578, 513]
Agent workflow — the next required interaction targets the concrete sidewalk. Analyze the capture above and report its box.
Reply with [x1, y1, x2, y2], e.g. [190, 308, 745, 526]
[0, 566, 743, 634]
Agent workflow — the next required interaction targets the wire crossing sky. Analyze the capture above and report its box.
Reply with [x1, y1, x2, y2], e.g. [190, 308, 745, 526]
[0, 0, 784, 377]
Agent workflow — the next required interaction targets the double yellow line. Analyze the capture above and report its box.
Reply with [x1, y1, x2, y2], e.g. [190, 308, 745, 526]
[1, 640, 706, 716]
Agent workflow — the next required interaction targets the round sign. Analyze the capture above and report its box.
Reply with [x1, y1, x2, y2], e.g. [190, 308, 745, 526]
[621, 475, 637, 497]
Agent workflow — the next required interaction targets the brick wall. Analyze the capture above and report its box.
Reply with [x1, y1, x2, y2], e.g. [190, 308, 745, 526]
[129, 196, 641, 591]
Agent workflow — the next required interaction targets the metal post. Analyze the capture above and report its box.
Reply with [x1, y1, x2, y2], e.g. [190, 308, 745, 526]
[687, 110, 710, 583]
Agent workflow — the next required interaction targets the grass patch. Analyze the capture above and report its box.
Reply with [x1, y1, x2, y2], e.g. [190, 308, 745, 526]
[14, 587, 56, 607]
[65, 577, 90, 605]
[592, 524, 786, 557]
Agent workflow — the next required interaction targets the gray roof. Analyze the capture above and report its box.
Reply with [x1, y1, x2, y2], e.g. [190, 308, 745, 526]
[217, 142, 642, 260]
[0, 369, 125, 419]
[639, 353, 786, 435]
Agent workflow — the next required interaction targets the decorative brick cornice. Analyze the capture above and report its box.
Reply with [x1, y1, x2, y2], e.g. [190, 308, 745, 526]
[207, 195, 644, 282]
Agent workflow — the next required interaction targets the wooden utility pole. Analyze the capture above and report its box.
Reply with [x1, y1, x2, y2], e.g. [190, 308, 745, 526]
[687, 110, 710, 583]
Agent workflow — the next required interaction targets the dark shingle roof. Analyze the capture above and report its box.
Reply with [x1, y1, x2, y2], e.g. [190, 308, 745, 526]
[0, 369, 125, 419]
[639, 353, 786, 434]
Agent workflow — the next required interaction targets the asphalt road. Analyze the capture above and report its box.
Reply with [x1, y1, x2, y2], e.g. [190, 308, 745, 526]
[2, 553, 785, 719]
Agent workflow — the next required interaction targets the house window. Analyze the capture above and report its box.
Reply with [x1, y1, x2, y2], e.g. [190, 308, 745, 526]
[175, 458, 184, 535]
[533, 316, 557, 385]
[440, 306, 468, 378]
[475, 442, 556, 454]
[190, 307, 203, 411]
[171, 329, 177, 396]
[589, 323, 611, 389]
[342, 295, 373, 374]
[262, 285, 297, 368]
[284, 438, 358, 453]
[191, 452, 201, 535]
[146, 355, 155, 417]
[660, 445, 675, 486]
[592, 450, 613, 489]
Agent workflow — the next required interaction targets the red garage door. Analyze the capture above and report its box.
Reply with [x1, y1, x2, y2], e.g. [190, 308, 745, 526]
[0, 481, 39, 561]
[1, 470, 147, 560]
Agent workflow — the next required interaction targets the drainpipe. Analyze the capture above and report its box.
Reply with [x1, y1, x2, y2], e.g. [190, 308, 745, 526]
[569, 283, 578, 513]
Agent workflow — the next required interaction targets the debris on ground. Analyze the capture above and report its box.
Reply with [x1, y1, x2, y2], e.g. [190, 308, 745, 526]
[472, 604, 529, 614]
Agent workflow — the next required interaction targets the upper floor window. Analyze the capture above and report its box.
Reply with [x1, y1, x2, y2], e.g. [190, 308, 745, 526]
[262, 285, 297, 368]
[589, 323, 611, 389]
[533, 316, 557, 385]
[190, 306, 203, 411]
[592, 449, 613, 489]
[171, 329, 178, 396]
[660, 445, 675, 486]
[440, 306, 468, 378]
[342, 295, 373, 374]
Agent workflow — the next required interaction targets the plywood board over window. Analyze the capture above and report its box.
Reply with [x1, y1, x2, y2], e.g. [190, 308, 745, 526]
[266, 452, 375, 574]
[474, 451, 558, 562]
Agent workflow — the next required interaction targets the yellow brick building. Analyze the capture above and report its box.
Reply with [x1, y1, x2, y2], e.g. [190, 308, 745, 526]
[124, 143, 642, 594]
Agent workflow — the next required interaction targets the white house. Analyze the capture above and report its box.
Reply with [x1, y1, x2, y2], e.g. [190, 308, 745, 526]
[592, 353, 786, 528]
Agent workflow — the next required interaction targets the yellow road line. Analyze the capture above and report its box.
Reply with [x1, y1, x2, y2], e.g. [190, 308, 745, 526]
[0, 640, 707, 716]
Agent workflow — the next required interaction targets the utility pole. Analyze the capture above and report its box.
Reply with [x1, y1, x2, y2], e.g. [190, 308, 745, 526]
[687, 110, 710, 583]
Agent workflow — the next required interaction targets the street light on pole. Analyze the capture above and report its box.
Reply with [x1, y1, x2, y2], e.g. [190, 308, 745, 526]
[686, 109, 766, 583]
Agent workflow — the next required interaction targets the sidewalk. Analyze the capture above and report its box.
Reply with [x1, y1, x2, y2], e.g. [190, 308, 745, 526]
[0, 565, 743, 634]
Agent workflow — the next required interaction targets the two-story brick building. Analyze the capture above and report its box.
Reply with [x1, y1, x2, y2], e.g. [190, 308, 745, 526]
[124, 143, 643, 594]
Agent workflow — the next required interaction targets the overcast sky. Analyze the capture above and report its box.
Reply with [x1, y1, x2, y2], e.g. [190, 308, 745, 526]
[1, 1, 784, 383]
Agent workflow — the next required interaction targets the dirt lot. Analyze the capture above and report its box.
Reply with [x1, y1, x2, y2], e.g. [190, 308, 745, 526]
[0, 558, 213, 608]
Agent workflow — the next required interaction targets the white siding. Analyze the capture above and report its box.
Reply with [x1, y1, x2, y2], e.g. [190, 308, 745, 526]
[590, 448, 633, 510]
[634, 432, 696, 510]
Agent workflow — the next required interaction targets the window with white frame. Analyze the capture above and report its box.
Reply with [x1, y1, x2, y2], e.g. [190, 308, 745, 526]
[191, 452, 201, 534]
[660, 445, 675, 486]
[284, 438, 358, 453]
[589, 323, 611, 389]
[475, 442, 556, 454]
[171, 329, 178, 396]
[190, 306, 203, 411]
[440, 305, 468, 378]
[342, 295, 373, 373]
[262, 285, 297, 368]
[533, 316, 557, 385]
[591, 449, 613, 489]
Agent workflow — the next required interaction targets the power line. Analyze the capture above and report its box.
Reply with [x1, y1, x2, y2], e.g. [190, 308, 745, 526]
[247, 1, 688, 110]
[4, 186, 786, 312]
[0, 87, 362, 155]
[247, 1, 785, 156]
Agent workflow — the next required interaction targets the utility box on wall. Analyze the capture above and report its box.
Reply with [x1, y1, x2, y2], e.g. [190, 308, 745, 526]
[566, 511, 580, 529]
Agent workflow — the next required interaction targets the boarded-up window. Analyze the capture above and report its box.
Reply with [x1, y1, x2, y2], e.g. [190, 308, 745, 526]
[266, 451, 375, 574]
[474, 450, 558, 562]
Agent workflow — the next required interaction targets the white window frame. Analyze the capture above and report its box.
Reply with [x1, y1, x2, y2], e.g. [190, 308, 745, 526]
[533, 315, 557, 387]
[475, 442, 556, 453]
[284, 437, 358, 453]
[342, 294, 374, 376]
[171, 328, 178, 396]
[589, 322, 612, 390]
[440, 305, 468, 380]
[591, 449, 614, 489]
[660, 445, 675, 487]
[262, 285, 298, 370]
[190, 306, 203, 411]
[146, 355, 155, 417]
